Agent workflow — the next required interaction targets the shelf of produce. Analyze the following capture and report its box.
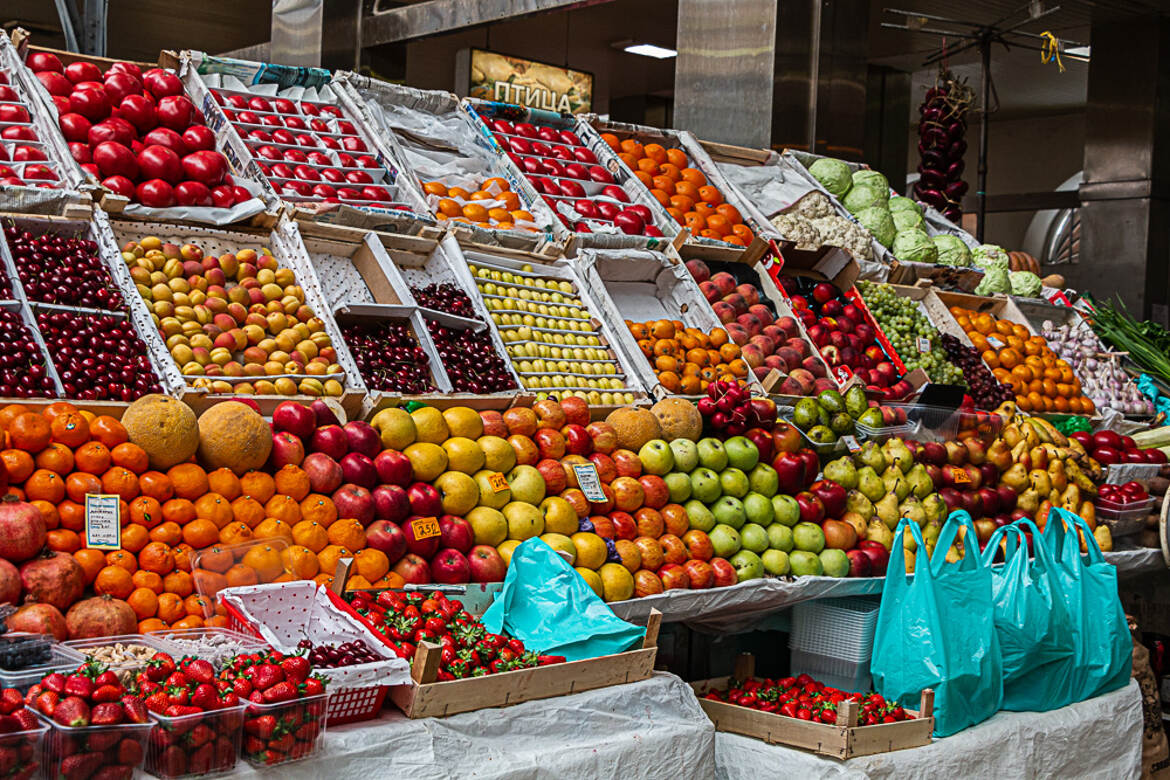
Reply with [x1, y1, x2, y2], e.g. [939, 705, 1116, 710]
[585, 118, 775, 263]
[462, 98, 684, 251]
[334, 304, 449, 397]
[450, 242, 649, 405]
[103, 216, 366, 416]
[692, 654, 933, 759]
[336, 75, 564, 254]
[174, 50, 429, 222]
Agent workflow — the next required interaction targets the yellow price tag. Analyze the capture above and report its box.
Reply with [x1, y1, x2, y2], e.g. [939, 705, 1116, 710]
[952, 468, 971, 484]
[411, 517, 441, 540]
[488, 472, 509, 492]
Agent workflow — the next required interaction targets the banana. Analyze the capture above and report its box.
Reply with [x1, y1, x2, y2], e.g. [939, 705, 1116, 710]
[1067, 438, 1087, 457]
[1034, 417, 1068, 446]
[1025, 418, 1052, 445]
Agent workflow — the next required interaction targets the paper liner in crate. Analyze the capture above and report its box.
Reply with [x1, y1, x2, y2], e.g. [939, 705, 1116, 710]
[219, 582, 410, 689]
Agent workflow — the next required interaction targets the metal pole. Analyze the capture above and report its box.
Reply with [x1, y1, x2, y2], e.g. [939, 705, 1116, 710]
[806, 0, 823, 153]
[51, 0, 80, 52]
[977, 35, 990, 242]
[81, 0, 107, 57]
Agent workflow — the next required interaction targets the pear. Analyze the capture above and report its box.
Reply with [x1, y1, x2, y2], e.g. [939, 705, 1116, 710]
[922, 522, 941, 547]
[922, 493, 948, 525]
[1016, 488, 1041, 514]
[906, 463, 933, 499]
[901, 525, 917, 551]
[857, 466, 886, 503]
[944, 545, 961, 563]
[899, 496, 925, 527]
[903, 548, 916, 573]
[882, 438, 914, 474]
[853, 441, 887, 473]
[1094, 524, 1113, 552]
[845, 490, 875, 520]
[1059, 483, 1080, 511]
[824, 457, 858, 490]
[1029, 469, 1052, 496]
[1048, 459, 1068, 492]
[987, 440, 1013, 471]
[865, 519, 894, 550]
[875, 493, 901, 529]
[845, 385, 868, 418]
[999, 462, 1029, 492]
[882, 465, 910, 501]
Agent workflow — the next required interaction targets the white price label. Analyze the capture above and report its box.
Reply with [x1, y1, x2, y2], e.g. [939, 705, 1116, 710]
[841, 435, 861, 452]
[572, 463, 607, 502]
[916, 337, 931, 353]
[986, 335, 1005, 349]
[84, 494, 121, 550]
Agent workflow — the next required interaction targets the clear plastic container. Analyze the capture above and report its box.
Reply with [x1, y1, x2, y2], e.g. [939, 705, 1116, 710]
[146, 704, 246, 779]
[39, 716, 153, 780]
[789, 422, 860, 457]
[0, 643, 84, 692]
[0, 720, 47, 779]
[789, 649, 872, 694]
[0, 634, 53, 671]
[146, 627, 270, 669]
[854, 418, 921, 444]
[789, 598, 880, 663]
[240, 693, 329, 767]
[62, 634, 182, 685]
[1095, 495, 1156, 537]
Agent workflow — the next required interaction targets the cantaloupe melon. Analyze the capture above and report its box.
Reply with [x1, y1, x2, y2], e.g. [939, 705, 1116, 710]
[650, 398, 702, 442]
[121, 395, 199, 470]
[605, 406, 662, 451]
[197, 402, 272, 475]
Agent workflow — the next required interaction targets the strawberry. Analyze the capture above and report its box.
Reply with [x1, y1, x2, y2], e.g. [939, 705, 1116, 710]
[144, 692, 170, 714]
[188, 723, 215, 747]
[261, 749, 285, 765]
[219, 691, 239, 708]
[92, 766, 133, 780]
[0, 715, 20, 734]
[291, 739, 315, 759]
[87, 730, 121, 752]
[261, 682, 296, 704]
[0, 745, 18, 774]
[88, 702, 124, 726]
[94, 670, 120, 688]
[41, 673, 65, 694]
[247, 690, 264, 705]
[188, 742, 214, 774]
[213, 735, 235, 770]
[11, 709, 37, 731]
[245, 715, 276, 739]
[23, 684, 42, 707]
[120, 696, 148, 724]
[230, 677, 252, 697]
[59, 752, 103, 780]
[52, 696, 90, 727]
[163, 705, 200, 718]
[156, 745, 187, 777]
[136, 680, 161, 697]
[145, 653, 175, 682]
[279, 656, 310, 684]
[301, 677, 326, 697]
[268, 733, 295, 753]
[251, 663, 285, 690]
[243, 736, 266, 754]
[164, 672, 188, 690]
[181, 659, 215, 685]
[295, 721, 321, 742]
[0, 689, 23, 715]
[91, 684, 121, 703]
[116, 737, 143, 766]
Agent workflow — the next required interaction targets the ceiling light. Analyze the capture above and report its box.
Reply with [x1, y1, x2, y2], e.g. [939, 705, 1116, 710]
[623, 44, 677, 59]
[1066, 45, 1090, 58]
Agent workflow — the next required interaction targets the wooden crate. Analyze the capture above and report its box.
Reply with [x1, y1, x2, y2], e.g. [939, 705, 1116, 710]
[691, 654, 934, 760]
[389, 609, 661, 719]
[932, 289, 1035, 334]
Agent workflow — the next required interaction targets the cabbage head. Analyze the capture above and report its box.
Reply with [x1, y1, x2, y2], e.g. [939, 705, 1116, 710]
[888, 196, 922, 216]
[852, 170, 889, 198]
[932, 234, 971, 267]
[855, 206, 895, 247]
[843, 184, 886, 214]
[893, 210, 924, 231]
[1009, 271, 1043, 297]
[892, 229, 937, 263]
[808, 158, 852, 199]
[972, 244, 1010, 271]
[974, 267, 1011, 295]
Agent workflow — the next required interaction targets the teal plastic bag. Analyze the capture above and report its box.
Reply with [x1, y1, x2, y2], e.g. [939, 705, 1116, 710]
[481, 538, 645, 661]
[871, 513, 1003, 737]
[1042, 508, 1131, 702]
[981, 519, 1076, 711]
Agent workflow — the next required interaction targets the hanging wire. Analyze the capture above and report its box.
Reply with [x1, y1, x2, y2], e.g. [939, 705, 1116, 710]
[1039, 30, 1066, 71]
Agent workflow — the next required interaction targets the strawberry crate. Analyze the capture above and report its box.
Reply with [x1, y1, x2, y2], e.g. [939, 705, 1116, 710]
[38, 716, 153, 780]
[146, 703, 246, 779]
[239, 692, 327, 768]
[0, 719, 47, 780]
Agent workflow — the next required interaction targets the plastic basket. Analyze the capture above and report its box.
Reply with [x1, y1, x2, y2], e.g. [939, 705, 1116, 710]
[39, 715, 153, 780]
[0, 720, 47, 779]
[0, 643, 83, 692]
[789, 597, 880, 663]
[146, 627, 271, 669]
[790, 649, 872, 694]
[62, 634, 182, 686]
[240, 693, 328, 767]
[146, 703, 246, 779]
[1095, 495, 1156, 537]
[854, 419, 921, 444]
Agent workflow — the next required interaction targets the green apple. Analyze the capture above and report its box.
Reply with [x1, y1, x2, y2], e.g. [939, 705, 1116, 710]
[502, 501, 545, 541]
[766, 523, 794, 552]
[669, 439, 699, 473]
[793, 521, 826, 553]
[540, 532, 577, 565]
[696, 438, 728, 471]
[664, 472, 692, 503]
[819, 548, 849, 577]
[739, 522, 769, 554]
[743, 492, 774, 526]
[789, 550, 823, 576]
[708, 523, 742, 558]
[684, 499, 716, 532]
[719, 467, 749, 499]
[771, 495, 800, 527]
[689, 467, 722, 504]
[729, 549, 764, 582]
[637, 439, 674, 476]
[748, 463, 779, 498]
[724, 436, 760, 472]
[711, 496, 746, 529]
[473, 469, 510, 510]
[506, 464, 546, 505]
[762, 549, 790, 576]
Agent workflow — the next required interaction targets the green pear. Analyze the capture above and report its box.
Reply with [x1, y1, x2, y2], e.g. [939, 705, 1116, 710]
[865, 519, 894, 550]
[823, 457, 858, 491]
[882, 438, 914, 474]
[857, 466, 886, 503]
[922, 493, 947, 525]
[845, 490, 875, 520]
[853, 441, 887, 473]
[844, 386, 868, 418]
[922, 522, 941, 547]
[875, 493, 901, 529]
[899, 496, 925, 528]
[1000, 462, 1029, 491]
[882, 465, 910, 501]
[906, 463, 933, 499]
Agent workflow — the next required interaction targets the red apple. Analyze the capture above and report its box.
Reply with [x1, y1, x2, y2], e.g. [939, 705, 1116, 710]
[612, 449, 642, 478]
[273, 401, 316, 438]
[365, 520, 407, 564]
[587, 453, 617, 484]
[401, 519, 441, 559]
[658, 563, 690, 590]
[609, 511, 637, 540]
[340, 452, 377, 489]
[374, 450, 412, 488]
[710, 557, 737, 587]
[332, 484, 374, 526]
[508, 435, 540, 466]
[468, 545, 507, 582]
[536, 458, 567, 495]
[561, 424, 593, 456]
[302, 452, 343, 494]
[309, 425, 348, 460]
[431, 548, 471, 584]
[438, 515, 474, 554]
[586, 422, 617, 454]
[638, 475, 669, 509]
[683, 559, 715, 589]
[391, 553, 430, 584]
[342, 421, 381, 458]
[406, 482, 442, 517]
[611, 476, 645, 512]
[270, 432, 305, 469]
[372, 485, 410, 524]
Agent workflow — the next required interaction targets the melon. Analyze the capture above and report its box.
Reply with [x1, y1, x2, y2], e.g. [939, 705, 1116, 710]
[197, 402, 273, 475]
[121, 394, 199, 470]
[605, 406, 663, 451]
[650, 398, 703, 442]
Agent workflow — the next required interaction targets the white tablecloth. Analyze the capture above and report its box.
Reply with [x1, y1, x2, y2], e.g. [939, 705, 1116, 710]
[712, 679, 1144, 780]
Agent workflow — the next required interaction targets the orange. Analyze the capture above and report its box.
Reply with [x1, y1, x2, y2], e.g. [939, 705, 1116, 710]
[132, 570, 164, 593]
[253, 518, 294, 545]
[281, 545, 319, 580]
[194, 493, 233, 528]
[327, 518, 366, 551]
[129, 496, 162, 529]
[679, 167, 707, 186]
[722, 235, 746, 247]
[138, 471, 173, 503]
[206, 468, 242, 501]
[633, 169, 652, 186]
[50, 413, 88, 448]
[487, 207, 510, 223]
[87, 416, 126, 449]
[182, 518, 220, 549]
[447, 186, 470, 200]
[705, 214, 732, 237]
[674, 181, 699, 200]
[57, 500, 84, 532]
[317, 545, 351, 577]
[461, 203, 488, 222]
[163, 570, 194, 598]
[437, 199, 461, 218]
[138, 541, 175, 575]
[498, 192, 520, 210]
[239, 472, 275, 504]
[697, 185, 723, 205]
[25, 469, 65, 504]
[157, 593, 185, 623]
[128, 588, 159, 619]
[636, 158, 659, 175]
[643, 143, 667, 164]
[205, 615, 228, 629]
[138, 618, 167, 633]
[651, 320, 676, 340]
[717, 203, 743, 224]
[683, 212, 705, 232]
[719, 343, 741, 362]
[618, 152, 638, 169]
[95, 566, 134, 599]
[651, 175, 675, 195]
[665, 148, 688, 168]
[619, 139, 644, 159]
[300, 494, 337, 527]
[422, 181, 447, 196]
[30, 500, 58, 530]
[291, 520, 328, 553]
[168, 464, 209, 501]
[184, 594, 213, 617]
[655, 354, 679, 373]
[218, 522, 253, 546]
[199, 546, 234, 574]
[41, 402, 77, 422]
[120, 524, 149, 554]
[709, 328, 728, 347]
[0, 451, 33, 483]
[0, 404, 28, 432]
[658, 372, 681, 392]
[649, 189, 670, 207]
[483, 177, 510, 192]
[46, 528, 81, 553]
[693, 202, 716, 218]
[600, 133, 620, 151]
[110, 443, 148, 474]
[230, 496, 265, 528]
[35, 442, 73, 475]
[353, 548, 389, 581]
[100, 466, 139, 501]
[73, 548, 106, 585]
[172, 616, 204, 630]
[8, 413, 50, 453]
[224, 563, 259, 587]
[469, 190, 492, 201]
[241, 544, 283, 582]
[173, 543, 195, 572]
[105, 549, 137, 573]
[731, 224, 753, 243]
[265, 495, 301, 525]
[162, 498, 196, 526]
[659, 162, 682, 181]
[65, 472, 102, 504]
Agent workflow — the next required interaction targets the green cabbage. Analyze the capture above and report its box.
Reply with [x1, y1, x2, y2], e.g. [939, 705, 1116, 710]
[808, 158, 852, 199]
[893, 210, 924, 231]
[892, 229, 937, 263]
[1009, 270, 1043, 297]
[974, 267, 1011, 295]
[843, 184, 885, 214]
[972, 244, 1010, 271]
[888, 196, 922, 216]
[932, 234, 972, 267]
[855, 206, 895, 247]
[852, 170, 889, 198]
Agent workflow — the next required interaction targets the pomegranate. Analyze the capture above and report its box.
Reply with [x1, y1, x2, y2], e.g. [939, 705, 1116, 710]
[0, 495, 46, 563]
[9, 602, 67, 640]
[0, 559, 19, 605]
[19, 551, 83, 612]
[66, 594, 137, 639]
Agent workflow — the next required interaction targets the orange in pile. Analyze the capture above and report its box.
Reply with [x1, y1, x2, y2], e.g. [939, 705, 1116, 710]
[628, 319, 745, 393]
[423, 178, 538, 232]
[600, 135, 755, 247]
[950, 307, 1096, 415]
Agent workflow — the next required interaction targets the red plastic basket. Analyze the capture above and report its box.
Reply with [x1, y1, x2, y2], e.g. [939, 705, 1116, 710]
[222, 599, 388, 726]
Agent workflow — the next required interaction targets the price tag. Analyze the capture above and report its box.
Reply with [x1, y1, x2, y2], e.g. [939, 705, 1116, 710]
[410, 517, 441, 540]
[84, 494, 121, 550]
[986, 335, 1005, 349]
[572, 463, 607, 502]
[951, 469, 971, 485]
[916, 337, 931, 353]
[833, 364, 854, 384]
[488, 472, 510, 492]
[841, 435, 860, 452]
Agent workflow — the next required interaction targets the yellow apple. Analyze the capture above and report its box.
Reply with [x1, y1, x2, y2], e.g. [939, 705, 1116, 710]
[370, 407, 416, 451]
[467, 506, 507, 546]
[410, 406, 448, 444]
[540, 496, 578, 535]
[502, 501, 544, 541]
[433, 471, 478, 516]
[403, 442, 447, 482]
[540, 533, 577, 565]
[572, 532, 607, 570]
[441, 436, 485, 474]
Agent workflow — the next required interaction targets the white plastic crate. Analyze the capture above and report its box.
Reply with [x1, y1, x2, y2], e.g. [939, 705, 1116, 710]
[789, 597, 880, 663]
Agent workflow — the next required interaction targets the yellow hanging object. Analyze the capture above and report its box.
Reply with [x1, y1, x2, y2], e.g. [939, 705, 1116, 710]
[1040, 31, 1065, 72]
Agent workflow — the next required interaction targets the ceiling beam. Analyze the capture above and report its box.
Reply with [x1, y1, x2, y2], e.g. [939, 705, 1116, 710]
[359, 0, 615, 46]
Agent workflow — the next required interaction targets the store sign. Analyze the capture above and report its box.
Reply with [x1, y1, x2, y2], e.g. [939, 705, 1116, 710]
[460, 49, 593, 113]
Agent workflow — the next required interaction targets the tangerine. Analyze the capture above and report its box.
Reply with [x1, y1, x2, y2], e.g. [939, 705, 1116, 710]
[8, 414, 50, 453]
[110, 443, 148, 474]
[35, 443, 73, 475]
[95, 565, 134, 599]
[50, 413, 88, 448]
[168, 464, 209, 501]
[239, 471, 275, 504]
[88, 417, 127, 448]
[46, 529, 81, 553]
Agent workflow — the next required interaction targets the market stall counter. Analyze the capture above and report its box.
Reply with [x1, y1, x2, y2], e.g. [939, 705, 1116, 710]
[711, 679, 1142, 780]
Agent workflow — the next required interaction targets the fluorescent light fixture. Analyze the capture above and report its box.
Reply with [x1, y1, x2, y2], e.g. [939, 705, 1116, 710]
[623, 44, 677, 59]
[1066, 45, 1090, 58]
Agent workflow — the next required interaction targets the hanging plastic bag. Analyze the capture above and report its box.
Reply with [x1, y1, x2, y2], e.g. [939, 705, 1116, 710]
[1042, 507, 1131, 702]
[481, 538, 645, 662]
[981, 519, 1076, 711]
[871, 513, 1002, 737]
